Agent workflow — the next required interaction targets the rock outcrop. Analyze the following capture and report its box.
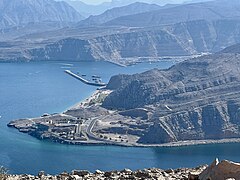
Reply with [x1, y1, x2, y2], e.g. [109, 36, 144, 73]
[199, 158, 240, 180]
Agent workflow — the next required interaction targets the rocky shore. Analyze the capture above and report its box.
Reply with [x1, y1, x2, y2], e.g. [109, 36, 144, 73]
[5, 165, 206, 180]
[4, 159, 240, 180]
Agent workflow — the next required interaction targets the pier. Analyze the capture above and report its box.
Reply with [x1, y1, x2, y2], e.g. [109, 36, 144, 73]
[65, 70, 107, 87]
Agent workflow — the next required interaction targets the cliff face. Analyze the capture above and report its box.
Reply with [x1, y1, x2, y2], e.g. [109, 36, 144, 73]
[16, 19, 240, 63]
[24, 29, 190, 62]
[138, 101, 240, 144]
[28, 38, 95, 61]
[102, 47, 240, 144]
[165, 19, 240, 53]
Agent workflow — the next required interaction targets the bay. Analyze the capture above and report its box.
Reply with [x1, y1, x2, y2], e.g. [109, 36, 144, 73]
[0, 61, 239, 175]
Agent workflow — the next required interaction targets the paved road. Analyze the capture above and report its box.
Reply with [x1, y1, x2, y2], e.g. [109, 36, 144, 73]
[85, 116, 125, 145]
[86, 117, 100, 140]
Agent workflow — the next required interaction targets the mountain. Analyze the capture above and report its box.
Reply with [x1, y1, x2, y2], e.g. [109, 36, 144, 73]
[64, 0, 141, 17]
[78, 2, 162, 26]
[183, 0, 214, 3]
[64, 0, 100, 17]
[100, 44, 240, 144]
[0, 0, 84, 29]
[3, 19, 240, 64]
[2, 0, 240, 63]
[105, 0, 240, 27]
[64, 0, 184, 17]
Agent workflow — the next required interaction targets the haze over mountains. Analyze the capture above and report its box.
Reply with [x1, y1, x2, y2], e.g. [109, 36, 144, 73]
[105, 0, 240, 27]
[78, 2, 162, 26]
[63, 0, 211, 17]
[0, 0, 84, 29]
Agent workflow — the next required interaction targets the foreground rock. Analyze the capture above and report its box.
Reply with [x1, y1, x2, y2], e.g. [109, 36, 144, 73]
[4, 159, 240, 179]
[5, 166, 206, 180]
[199, 158, 240, 180]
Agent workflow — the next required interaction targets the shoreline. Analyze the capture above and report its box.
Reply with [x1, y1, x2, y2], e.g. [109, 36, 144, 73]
[61, 91, 240, 148]
[8, 89, 240, 148]
[65, 89, 112, 111]
[63, 90, 98, 112]
[136, 138, 240, 148]
[42, 135, 240, 148]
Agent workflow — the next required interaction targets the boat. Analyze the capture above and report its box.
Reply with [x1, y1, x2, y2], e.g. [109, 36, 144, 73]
[92, 75, 101, 78]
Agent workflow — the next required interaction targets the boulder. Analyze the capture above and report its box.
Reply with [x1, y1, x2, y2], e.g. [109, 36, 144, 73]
[199, 159, 240, 180]
[72, 170, 89, 177]
[71, 175, 82, 180]
[104, 171, 112, 177]
[95, 169, 104, 174]
[165, 169, 174, 174]
[188, 172, 199, 180]
[38, 171, 45, 178]
[121, 168, 132, 174]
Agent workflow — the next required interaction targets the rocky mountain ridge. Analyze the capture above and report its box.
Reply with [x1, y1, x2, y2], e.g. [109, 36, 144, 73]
[2, 1, 240, 64]
[105, 0, 240, 27]
[100, 45, 240, 144]
[63, 0, 182, 17]
[3, 19, 240, 64]
[78, 2, 162, 26]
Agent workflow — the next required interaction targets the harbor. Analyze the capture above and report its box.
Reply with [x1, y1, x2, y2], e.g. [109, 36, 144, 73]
[65, 70, 107, 87]
[1, 60, 177, 174]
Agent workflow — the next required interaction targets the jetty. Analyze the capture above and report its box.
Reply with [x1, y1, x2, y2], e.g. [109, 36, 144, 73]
[65, 70, 107, 87]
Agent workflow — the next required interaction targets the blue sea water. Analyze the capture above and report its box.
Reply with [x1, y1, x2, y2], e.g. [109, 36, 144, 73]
[0, 61, 240, 175]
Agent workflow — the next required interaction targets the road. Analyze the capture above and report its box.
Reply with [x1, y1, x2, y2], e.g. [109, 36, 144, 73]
[86, 117, 100, 140]
[84, 115, 126, 145]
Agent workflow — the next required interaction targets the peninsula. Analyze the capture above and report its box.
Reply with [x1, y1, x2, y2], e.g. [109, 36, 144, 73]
[8, 43, 240, 146]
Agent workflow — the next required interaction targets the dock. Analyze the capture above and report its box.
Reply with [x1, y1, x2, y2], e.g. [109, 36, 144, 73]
[65, 70, 107, 87]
